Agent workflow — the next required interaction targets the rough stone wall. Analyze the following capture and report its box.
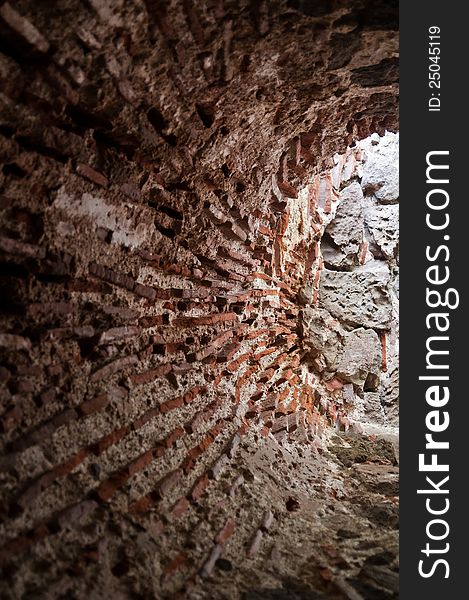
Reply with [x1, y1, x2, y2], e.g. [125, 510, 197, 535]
[0, 1, 398, 598]
[302, 132, 399, 433]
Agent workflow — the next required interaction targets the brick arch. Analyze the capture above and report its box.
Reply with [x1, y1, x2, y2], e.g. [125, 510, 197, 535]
[0, 1, 398, 597]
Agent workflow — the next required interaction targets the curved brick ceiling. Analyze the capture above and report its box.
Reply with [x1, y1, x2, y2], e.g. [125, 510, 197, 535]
[0, 1, 398, 598]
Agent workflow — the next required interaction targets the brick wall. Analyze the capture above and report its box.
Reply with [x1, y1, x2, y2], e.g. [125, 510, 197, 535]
[0, 1, 398, 597]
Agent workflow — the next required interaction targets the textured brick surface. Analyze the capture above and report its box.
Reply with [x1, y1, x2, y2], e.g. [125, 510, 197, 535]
[0, 1, 398, 598]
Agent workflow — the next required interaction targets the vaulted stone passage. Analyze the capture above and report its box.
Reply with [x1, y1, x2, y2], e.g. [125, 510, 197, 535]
[0, 2, 398, 598]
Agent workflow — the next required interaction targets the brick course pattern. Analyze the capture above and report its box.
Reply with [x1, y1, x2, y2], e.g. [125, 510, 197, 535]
[0, 1, 398, 598]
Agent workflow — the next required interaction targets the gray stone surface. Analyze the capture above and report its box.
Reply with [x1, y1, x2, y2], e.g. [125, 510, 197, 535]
[323, 182, 364, 269]
[360, 135, 399, 204]
[300, 307, 344, 367]
[320, 240, 349, 270]
[307, 133, 399, 433]
[382, 363, 399, 425]
[363, 200, 399, 259]
[336, 328, 381, 386]
[363, 392, 386, 424]
[319, 264, 392, 329]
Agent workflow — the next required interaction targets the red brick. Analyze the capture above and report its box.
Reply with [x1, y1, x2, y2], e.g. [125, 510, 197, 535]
[360, 240, 368, 265]
[157, 469, 181, 497]
[247, 272, 271, 282]
[172, 312, 238, 328]
[196, 330, 234, 360]
[217, 342, 241, 363]
[128, 450, 154, 476]
[258, 368, 275, 383]
[28, 302, 75, 317]
[182, 446, 204, 474]
[189, 473, 210, 502]
[219, 221, 247, 243]
[0, 236, 45, 260]
[139, 315, 167, 327]
[258, 225, 274, 238]
[89, 262, 134, 290]
[185, 399, 220, 434]
[92, 425, 130, 455]
[129, 494, 154, 513]
[164, 342, 182, 354]
[67, 279, 110, 293]
[164, 426, 185, 448]
[380, 332, 387, 372]
[209, 420, 226, 439]
[153, 444, 167, 459]
[171, 497, 190, 519]
[17, 471, 58, 508]
[0, 366, 10, 382]
[324, 377, 343, 392]
[130, 362, 171, 385]
[1, 405, 22, 432]
[54, 449, 88, 477]
[99, 326, 141, 344]
[134, 283, 157, 300]
[182, 384, 205, 404]
[39, 388, 56, 406]
[133, 406, 160, 429]
[245, 328, 268, 341]
[90, 355, 138, 383]
[96, 472, 129, 501]
[215, 518, 235, 544]
[162, 552, 187, 580]
[76, 163, 108, 187]
[79, 393, 109, 416]
[251, 347, 277, 362]
[160, 395, 184, 413]
[238, 421, 250, 436]
[226, 351, 252, 373]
